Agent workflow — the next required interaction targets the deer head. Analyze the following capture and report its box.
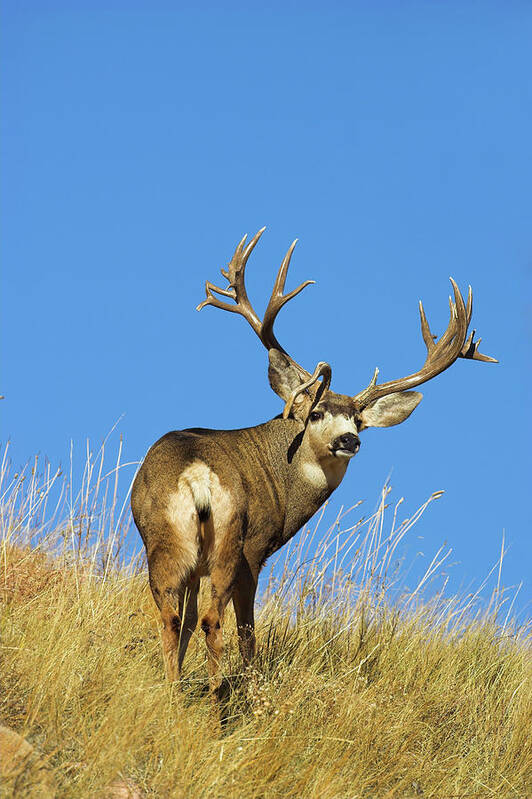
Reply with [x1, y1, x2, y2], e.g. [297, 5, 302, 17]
[198, 229, 497, 464]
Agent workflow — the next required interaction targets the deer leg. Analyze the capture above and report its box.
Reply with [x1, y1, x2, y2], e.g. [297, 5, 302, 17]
[201, 572, 232, 695]
[201, 554, 242, 696]
[147, 543, 198, 683]
[232, 558, 258, 667]
[160, 590, 186, 683]
[177, 578, 199, 674]
[159, 578, 199, 682]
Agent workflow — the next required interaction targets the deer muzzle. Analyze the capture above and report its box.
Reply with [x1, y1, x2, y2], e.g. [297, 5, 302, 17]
[330, 433, 360, 458]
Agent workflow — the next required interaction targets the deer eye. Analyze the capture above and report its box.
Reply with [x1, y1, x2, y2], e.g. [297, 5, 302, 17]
[309, 411, 323, 423]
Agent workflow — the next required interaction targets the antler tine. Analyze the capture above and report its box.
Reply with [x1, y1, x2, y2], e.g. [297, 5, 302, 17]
[196, 235, 243, 313]
[459, 285, 498, 362]
[460, 331, 498, 362]
[445, 282, 496, 363]
[353, 278, 497, 410]
[260, 239, 315, 354]
[419, 300, 436, 353]
[418, 276, 472, 358]
[434, 279, 465, 352]
[242, 227, 267, 266]
[221, 227, 266, 282]
[220, 233, 247, 280]
[196, 281, 237, 313]
[197, 229, 265, 336]
[272, 239, 299, 296]
[465, 285, 473, 325]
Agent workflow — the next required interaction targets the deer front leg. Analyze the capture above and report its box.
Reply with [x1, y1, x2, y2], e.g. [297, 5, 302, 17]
[232, 558, 258, 667]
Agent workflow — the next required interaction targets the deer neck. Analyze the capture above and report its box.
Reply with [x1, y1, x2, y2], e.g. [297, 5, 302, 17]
[262, 417, 350, 542]
[297, 439, 350, 493]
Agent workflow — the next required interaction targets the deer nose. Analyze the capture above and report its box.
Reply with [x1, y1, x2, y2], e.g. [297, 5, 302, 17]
[332, 433, 360, 453]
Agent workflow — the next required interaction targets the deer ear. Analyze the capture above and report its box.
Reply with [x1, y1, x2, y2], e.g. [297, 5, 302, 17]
[268, 350, 310, 419]
[359, 391, 423, 430]
[268, 350, 301, 399]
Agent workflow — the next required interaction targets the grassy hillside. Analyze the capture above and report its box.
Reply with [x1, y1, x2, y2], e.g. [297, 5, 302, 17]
[1, 444, 530, 798]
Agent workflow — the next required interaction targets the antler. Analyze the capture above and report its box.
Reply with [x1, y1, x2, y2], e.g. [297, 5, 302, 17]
[196, 228, 265, 337]
[197, 228, 320, 383]
[353, 279, 498, 410]
[282, 362, 331, 420]
[260, 239, 315, 358]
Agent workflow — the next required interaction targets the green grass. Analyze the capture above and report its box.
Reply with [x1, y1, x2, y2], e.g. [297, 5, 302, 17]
[1, 441, 530, 798]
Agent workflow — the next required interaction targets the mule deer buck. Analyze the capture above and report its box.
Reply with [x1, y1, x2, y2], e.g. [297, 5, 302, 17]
[131, 228, 496, 694]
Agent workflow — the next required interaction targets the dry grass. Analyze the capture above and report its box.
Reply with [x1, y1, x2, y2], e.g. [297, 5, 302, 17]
[0, 441, 530, 798]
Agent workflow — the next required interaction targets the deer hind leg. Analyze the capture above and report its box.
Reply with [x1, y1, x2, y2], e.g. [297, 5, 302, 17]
[201, 566, 236, 695]
[160, 577, 199, 682]
[200, 523, 243, 695]
[147, 541, 198, 682]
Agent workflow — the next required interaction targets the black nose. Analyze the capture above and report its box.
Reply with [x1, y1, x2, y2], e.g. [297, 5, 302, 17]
[333, 433, 360, 453]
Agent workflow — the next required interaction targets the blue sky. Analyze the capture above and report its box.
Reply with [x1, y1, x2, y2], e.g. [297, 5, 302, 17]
[2, 2, 531, 611]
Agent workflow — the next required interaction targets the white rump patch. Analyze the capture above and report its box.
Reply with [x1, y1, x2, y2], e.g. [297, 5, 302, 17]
[182, 461, 212, 519]
[166, 461, 238, 577]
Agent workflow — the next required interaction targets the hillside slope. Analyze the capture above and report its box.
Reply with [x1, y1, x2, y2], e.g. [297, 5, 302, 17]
[1, 449, 530, 798]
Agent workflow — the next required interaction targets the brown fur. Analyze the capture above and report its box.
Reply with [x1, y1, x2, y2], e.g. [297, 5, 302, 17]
[131, 406, 358, 688]
[131, 391, 408, 691]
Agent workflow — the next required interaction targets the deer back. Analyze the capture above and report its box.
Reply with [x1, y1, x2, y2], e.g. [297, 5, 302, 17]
[131, 416, 330, 569]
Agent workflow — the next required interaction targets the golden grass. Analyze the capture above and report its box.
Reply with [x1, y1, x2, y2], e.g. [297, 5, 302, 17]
[1, 442, 530, 798]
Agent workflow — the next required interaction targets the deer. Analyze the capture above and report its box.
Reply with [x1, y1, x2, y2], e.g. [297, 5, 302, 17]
[131, 228, 496, 696]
